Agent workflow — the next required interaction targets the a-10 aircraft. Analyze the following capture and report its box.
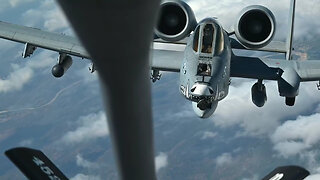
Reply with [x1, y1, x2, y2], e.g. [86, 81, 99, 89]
[0, 1, 318, 118]
[1, 0, 316, 179]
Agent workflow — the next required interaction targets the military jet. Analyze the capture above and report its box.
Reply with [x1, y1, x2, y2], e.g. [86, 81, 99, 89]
[152, 0, 320, 118]
[0, 0, 318, 119]
[0, 0, 318, 179]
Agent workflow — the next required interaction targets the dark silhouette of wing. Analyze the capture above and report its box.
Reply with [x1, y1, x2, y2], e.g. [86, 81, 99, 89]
[262, 165, 309, 180]
[5, 147, 68, 180]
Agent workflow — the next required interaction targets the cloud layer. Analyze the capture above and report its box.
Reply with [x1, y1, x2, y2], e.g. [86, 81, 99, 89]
[21, 0, 69, 32]
[155, 152, 168, 172]
[0, 51, 55, 93]
[61, 111, 109, 144]
[216, 153, 233, 167]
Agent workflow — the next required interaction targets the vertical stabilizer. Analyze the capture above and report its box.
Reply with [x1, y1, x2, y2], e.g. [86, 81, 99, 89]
[286, 0, 296, 60]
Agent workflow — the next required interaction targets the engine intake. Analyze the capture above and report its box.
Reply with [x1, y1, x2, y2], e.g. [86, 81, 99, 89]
[155, 0, 197, 42]
[235, 5, 276, 49]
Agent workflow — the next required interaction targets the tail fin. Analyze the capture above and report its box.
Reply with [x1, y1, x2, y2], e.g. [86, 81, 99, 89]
[5, 147, 68, 180]
[286, 0, 296, 60]
[262, 165, 309, 180]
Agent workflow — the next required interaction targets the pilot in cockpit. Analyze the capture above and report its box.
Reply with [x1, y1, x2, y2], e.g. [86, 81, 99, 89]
[201, 24, 214, 53]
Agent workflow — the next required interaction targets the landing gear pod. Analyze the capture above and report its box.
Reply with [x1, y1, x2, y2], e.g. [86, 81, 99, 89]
[251, 80, 267, 107]
[278, 67, 300, 106]
[52, 54, 73, 78]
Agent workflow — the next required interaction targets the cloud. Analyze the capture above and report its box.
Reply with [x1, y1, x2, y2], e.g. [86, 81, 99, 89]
[76, 154, 99, 169]
[212, 80, 320, 136]
[270, 115, 320, 178]
[9, 0, 36, 7]
[61, 111, 109, 144]
[70, 154, 101, 180]
[271, 113, 320, 158]
[241, 175, 259, 180]
[0, 51, 55, 93]
[70, 174, 101, 180]
[306, 174, 320, 180]
[22, 0, 69, 32]
[155, 152, 168, 172]
[201, 131, 218, 140]
[0, 0, 37, 12]
[75, 64, 99, 84]
[216, 153, 233, 167]
[18, 139, 33, 146]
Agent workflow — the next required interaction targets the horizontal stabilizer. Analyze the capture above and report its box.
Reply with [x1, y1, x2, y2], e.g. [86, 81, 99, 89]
[5, 147, 68, 180]
[262, 165, 309, 180]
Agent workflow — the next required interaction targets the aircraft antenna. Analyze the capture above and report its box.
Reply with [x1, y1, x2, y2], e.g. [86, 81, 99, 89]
[286, 0, 296, 60]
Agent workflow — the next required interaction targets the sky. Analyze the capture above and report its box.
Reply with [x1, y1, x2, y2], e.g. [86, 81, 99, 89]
[1, 0, 320, 179]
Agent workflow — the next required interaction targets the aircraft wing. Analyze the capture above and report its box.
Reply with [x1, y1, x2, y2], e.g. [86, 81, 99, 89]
[151, 39, 186, 72]
[0, 21, 183, 72]
[151, 49, 184, 72]
[231, 55, 320, 82]
[230, 38, 287, 53]
[261, 165, 309, 180]
[0, 21, 89, 59]
[5, 147, 68, 180]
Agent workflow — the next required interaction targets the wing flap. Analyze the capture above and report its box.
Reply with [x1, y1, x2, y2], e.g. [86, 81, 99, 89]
[0, 21, 89, 58]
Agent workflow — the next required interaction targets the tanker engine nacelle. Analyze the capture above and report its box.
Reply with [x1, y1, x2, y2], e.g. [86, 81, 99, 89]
[235, 5, 276, 49]
[155, 0, 197, 42]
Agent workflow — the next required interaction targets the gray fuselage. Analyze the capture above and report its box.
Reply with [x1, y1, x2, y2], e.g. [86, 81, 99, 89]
[179, 18, 232, 118]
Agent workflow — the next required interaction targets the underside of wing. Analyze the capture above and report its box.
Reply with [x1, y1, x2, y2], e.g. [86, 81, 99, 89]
[231, 55, 320, 82]
[0, 21, 89, 58]
[151, 49, 184, 72]
[230, 55, 282, 80]
[230, 38, 287, 53]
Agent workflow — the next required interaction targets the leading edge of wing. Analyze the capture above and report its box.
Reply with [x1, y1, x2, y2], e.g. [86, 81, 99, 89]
[0, 21, 89, 59]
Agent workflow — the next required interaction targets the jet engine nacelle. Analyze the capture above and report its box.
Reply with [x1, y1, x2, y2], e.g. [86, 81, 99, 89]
[251, 82, 267, 107]
[235, 5, 276, 49]
[52, 55, 73, 78]
[155, 0, 197, 42]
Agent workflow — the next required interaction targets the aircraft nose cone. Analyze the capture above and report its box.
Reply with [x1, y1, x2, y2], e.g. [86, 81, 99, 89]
[190, 83, 214, 96]
[192, 101, 218, 118]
